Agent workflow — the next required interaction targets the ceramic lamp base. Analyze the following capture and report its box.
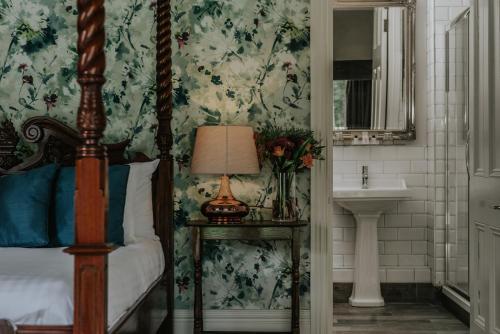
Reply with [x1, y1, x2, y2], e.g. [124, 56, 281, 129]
[201, 198, 249, 223]
[200, 175, 249, 223]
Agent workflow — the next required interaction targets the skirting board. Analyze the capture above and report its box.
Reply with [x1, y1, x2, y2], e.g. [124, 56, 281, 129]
[173, 309, 311, 333]
[333, 283, 440, 303]
[442, 286, 470, 313]
[441, 286, 470, 326]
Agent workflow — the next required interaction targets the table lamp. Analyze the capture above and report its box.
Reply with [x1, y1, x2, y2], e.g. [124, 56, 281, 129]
[191, 125, 260, 223]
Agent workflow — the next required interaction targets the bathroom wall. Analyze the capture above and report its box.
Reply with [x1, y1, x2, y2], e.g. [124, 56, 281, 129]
[331, 0, 430, 283]
[426, 0, 470, 287]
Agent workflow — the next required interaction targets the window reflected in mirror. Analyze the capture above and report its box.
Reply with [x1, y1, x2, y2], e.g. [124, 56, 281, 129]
[333, 7, 406, 131]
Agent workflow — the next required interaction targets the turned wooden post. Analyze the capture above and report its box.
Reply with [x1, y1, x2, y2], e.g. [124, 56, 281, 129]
[291, 227, 301, 334]
[64, 1, 111, 334]
[156, 0, 174, 332]
[192, 227, 203, 334]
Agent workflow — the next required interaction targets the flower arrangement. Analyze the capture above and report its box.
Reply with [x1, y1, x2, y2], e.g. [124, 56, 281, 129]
[257, 125, 324, 174]
[257, 125, 324, 221]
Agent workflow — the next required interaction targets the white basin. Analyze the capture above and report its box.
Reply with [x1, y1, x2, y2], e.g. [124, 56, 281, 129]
[333, 178, 410, 307]
[333, 179, 411, 214]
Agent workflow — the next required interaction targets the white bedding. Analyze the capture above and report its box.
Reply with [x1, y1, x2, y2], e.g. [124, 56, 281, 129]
[0, 239, 164, 328]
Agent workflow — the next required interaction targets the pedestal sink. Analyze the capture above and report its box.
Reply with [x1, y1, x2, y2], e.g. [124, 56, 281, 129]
[333, 178, 410, 307]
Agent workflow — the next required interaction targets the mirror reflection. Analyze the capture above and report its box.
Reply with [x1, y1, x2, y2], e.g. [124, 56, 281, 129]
[333, 7, 406, 131]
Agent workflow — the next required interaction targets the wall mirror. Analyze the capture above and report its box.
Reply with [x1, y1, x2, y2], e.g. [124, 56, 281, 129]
[331, 0, 416, 144]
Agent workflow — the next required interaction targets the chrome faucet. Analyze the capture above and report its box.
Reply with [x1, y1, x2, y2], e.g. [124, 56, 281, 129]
[362, 165, 369, 189]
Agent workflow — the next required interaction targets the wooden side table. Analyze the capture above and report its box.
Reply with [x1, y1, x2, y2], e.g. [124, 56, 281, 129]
[187, 220, 309, 334]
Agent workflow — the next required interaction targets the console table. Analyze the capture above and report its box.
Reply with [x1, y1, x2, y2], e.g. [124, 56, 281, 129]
[187, 220, 309, 334]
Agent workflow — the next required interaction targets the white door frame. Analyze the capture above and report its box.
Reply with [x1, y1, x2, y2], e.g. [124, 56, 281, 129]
[469, 1, 500, 333]
[311, 0, 334, 332]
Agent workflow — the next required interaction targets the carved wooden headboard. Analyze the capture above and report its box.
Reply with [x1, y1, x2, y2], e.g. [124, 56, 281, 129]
[0, 116, 133, 175]
[0, 119, 21, 170]
[0, 115, 168, 260]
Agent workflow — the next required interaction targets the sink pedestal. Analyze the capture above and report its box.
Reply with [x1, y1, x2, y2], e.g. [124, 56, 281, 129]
[349, 214, 384, 307]
[333, 179, 410, 308]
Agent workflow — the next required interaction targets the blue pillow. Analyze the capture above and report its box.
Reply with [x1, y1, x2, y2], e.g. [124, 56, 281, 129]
[53, 165, 130, 246]
[0, 164, 58, 247]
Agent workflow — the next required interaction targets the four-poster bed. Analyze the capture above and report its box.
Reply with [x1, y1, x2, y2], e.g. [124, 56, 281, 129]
[0, 0, 174, 333]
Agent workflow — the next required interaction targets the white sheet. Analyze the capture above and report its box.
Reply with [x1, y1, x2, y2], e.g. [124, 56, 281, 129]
[0, 239, 164, 328]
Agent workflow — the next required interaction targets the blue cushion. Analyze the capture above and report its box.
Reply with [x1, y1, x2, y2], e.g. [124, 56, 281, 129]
[53, 165, 130, 246]
[0, 164, 58, 247]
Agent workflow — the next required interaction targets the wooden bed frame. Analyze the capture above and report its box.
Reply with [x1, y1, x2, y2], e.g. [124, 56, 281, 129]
[0, 0, 174, 333]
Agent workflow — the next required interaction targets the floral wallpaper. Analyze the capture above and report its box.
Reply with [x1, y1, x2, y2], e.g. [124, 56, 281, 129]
[0, 0, 311, 310]
[0, 0, 157, 154]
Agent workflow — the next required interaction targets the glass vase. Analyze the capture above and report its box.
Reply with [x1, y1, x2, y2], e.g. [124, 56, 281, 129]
[272, 171, 297, 222]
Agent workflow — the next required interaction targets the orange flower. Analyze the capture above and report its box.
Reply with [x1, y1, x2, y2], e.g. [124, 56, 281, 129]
[301, 153, 314, 168]
[273, 146, 285, 157]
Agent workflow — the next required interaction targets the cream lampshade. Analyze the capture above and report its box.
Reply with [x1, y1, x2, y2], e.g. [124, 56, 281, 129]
[191, 125, 260, 223]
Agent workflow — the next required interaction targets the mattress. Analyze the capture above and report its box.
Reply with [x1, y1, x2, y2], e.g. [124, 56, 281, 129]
[0, 239, 164, 328]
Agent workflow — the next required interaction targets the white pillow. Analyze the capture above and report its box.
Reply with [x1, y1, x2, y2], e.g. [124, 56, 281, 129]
[123, 159, 160, 244]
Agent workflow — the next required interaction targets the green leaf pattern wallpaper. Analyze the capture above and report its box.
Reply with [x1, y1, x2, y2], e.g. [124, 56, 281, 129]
[0, 0, 311, 310]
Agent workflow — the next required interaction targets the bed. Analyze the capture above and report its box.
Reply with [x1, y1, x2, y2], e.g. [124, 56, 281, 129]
[0, 240, 164, 328]
[0, 115, 173, 334]
[0, 0, 174, 333]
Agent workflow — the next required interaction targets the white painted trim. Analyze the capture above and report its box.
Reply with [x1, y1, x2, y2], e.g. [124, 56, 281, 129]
[442, 286, 471, 313]
[311, 0, 334, 332]
[173, 310, 311, 334]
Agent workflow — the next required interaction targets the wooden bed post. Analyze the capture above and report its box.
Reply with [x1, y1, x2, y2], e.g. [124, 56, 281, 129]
[156, 0, 174, 332]
[65, 1, 111, 334]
